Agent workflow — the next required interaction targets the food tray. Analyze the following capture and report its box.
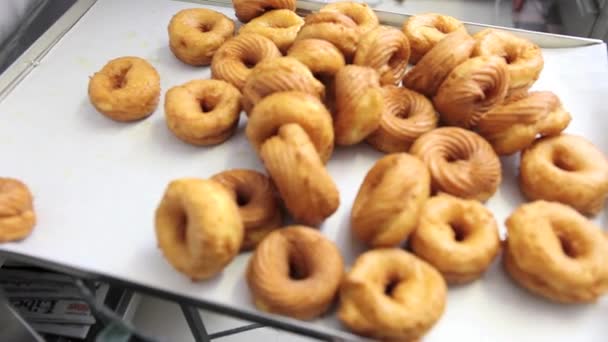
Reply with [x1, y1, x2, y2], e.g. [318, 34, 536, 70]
[1, 0, 607, 340]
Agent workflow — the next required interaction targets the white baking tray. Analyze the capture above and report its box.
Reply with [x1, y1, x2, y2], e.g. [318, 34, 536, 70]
[0, 0, 607, 340]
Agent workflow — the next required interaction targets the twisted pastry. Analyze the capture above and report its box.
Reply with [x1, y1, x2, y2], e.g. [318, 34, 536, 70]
[239, 9, 304, 53]
[402, 31, 475, 97]
[367, 86, 437, 153]
[434, 56, 509, 129]
[232, 0, 296, 23]
[410, 127, 502, 202]
[0, 178, 36, 242]
[351, 153, 430, 247]
[402, 13, 467, 64]
[246, 92, 339, 225]
[476, 91, 571, 155]
[334, 65, 383, 146]
[211, 34, 281, 90]
[287, 39, 345, 79]
[319, 1, 379, 34]
[354, 26, 411, 85]
[295, 12, 360, 59]
[242, 57, 325, 114]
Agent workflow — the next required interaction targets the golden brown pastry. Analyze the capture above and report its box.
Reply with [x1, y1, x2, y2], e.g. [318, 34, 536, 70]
[476, 91, 571, 155]
[339, 249, 447, 341]
[241, 57, 325, 114]
[287, 39, 345, 79]
[319, 1, 379, 34]
[211, 169, 282, 250]
[402, 13, 467, 64]
[168, 8, 234, 66]
[164, 79, 242, 146]
[247, 226, 344, 319]
[402, 31, 475, 97]
[295, 12, 360, 60]
[0, 178, 36, 243]
[433, 56, 509, 129]
[520, 134, 608, 216]
[505, 201, 608, 303]
[351, 153, 430, 247]
[366, 86, 437, 153]
[354, 26, 410, 85]
[247, 92, 339, 225]
[211, 33, 281, 90]
[239, 9, 304, 53]
[334, 65, 383, 146]
[472, 29, 543, 94]
[88, 56, 160, 122]
[155, 178, 243, 280]
[410, 127, 502, 202]
[232, 0, 296, 23]
[411, 194, 500, 284]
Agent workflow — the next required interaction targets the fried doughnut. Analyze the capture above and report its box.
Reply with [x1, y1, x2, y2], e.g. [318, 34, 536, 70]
[410, 127, 502, 201]
[211, 169, 282, 250]
[287, 39, 345, 79]
[334, 65, 383, 146]
[351, 154, 430, 247]
[168, 8, 234, 66]
[247, 226, 344, 319]
[241, 57, 325, 114]
[473, 29, 543, 92]
[520, 135, 608, 216]
[434, 56, 509, 129]
[402, 13, 467, 64]
[88, 56, 160, 122]
[505, 201, 608, 303]
[232, 0, 296, 23]
[164, 79, 242, 146]
[320, 2, 379, 35]
[477, 91, 571, 155]
[295, 12, 360, 59]
[402, 31, 475, 97]
[247, 92, 339, 225]
[354, 26, 410, 85]
[366, 86, 437, 153]
[339, 249, 446, 341]
[411, 194, 500, 284]
[155, 178, 243, 280]
[211, 34, 281, 90]
[239, 9, 304, 53]
[0, 178, 36, 243]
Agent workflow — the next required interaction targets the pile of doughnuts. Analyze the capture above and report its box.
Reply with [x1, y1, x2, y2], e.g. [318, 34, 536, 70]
[81, 1, 608, 340]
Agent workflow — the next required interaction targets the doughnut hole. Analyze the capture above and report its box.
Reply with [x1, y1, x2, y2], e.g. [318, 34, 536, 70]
[111, 64, 132, 89]
[552, 148, 580, 172]
[553, 223, 586, 259]
[383, 274, 401, 296]
[198, 22, 213, 33]
[449, 220, 471, 242]
[288, 249, 310, 280]
[198, 95, 220, 113]
[234, 186, 253, 207]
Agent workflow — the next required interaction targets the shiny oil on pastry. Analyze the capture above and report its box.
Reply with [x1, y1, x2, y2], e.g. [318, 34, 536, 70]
[232, 0, 296, 23]
[295, 12, 360, 59]
[239, 9, 304, 52]
[288, 38, 346, 80]
[402, 13, 466, 64]
[354, 25, 410, 85]
[319, 1, 379, 35]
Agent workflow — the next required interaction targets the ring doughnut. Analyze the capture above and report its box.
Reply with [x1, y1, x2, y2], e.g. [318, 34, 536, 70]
[287, 39, 345, 79]
[402, 31, 475, 97]
[354, 26, 410, 85]
[320, 2, 379, 35]
[366, 86, 437, 153]
[334, 65, 383, 146]
[239, 9, 305, 53]
[247, 226, 344, 319]
[520, 134, 608, 216]
[88, 56, 160, 122]
[411, 193, 500, 284]
[476, 91, 571, 155]
[433, 56, 509, 129]
[155, 178, 243, 280]
[472, 29, 543, 92]
[410, 127, 502, 202]
[211, 169, 282, 250]
[295, 12, 360, 59]
[232, 0, 296, 23]
[164, 79, 242, 146]
[242, 57, 325, 114]
[168, 8, 235, 66]
[0, 178, 36, 242]
[338, 249, 447, 341]
[351, 153, 430, 247]
[504, 201, 608, 303]
[402, 13, 467, 64]
[211, 34, 281, 90]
